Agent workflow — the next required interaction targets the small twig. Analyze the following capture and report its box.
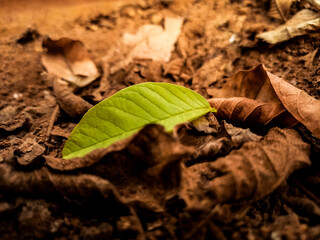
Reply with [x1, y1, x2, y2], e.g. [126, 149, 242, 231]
[45, 105, 60, 142]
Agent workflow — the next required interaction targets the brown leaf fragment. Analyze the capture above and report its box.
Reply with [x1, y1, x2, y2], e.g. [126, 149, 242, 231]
[162, 58, 193, 82]
[0, 106, 30, 134]
[41, 37, 100, 87]
[181, 128, 310, 207]
[222, 120, 262, 147]
[15, 138, 45, 166]
[174, 114, 261, 166]
[268, 0, 293, 21]
[0, 163, 127, 209]
[208, 97, 298, 127]
[107, 17, 183, 74]
[53, 78, 93, 119]
[258, 9, 320, 44]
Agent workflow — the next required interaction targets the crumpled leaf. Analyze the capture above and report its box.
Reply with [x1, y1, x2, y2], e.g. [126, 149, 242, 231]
[258, 9, 320, 44]
[15, 138, 45, 166]
[0, 106, 30, 134]
[47, 124, 193, 210]
[268, 71, 320, 138]
[41, 37, 100, 87]
[53, 78, 93, 119]
[0, 163, 127, 211]
[181, 128, 311, 208]
[174, 114, 261, 165]
[63, 82, 214, 159]
[208, 64, 298, 128]
[208, 64, 320, 138]
[268, 0, 293, 21]
[108, 17, 183, 74]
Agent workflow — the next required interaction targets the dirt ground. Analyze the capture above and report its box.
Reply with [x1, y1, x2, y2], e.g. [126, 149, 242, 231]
[0, 0, 320, 239]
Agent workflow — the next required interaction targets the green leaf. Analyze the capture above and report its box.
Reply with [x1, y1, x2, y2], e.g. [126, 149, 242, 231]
[63, 82, 215, 159]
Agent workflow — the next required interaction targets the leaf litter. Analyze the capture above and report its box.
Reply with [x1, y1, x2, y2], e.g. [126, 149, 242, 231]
[1, 0, 320, 239]
[208, 64, 320, 138]
[41, 37, 100, 87]
[259, 9, 320, 44]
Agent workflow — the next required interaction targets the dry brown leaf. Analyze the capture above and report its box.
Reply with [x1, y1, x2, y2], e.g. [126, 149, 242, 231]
[267, 70, 320, 138]
[208, 64, 320, 138]
[207, 64, 299, 127]
[258, 9, 320, 44]
[53, 78, 93, 119]
[174, 114, 261, 166]
[46, 124, 193, 210]
[268, 0, 294, 21]
[41, 37, 100, 87]
[0, 163, 127, 209]
[108, 17, 183, 74]
[181, 128, 310, 208]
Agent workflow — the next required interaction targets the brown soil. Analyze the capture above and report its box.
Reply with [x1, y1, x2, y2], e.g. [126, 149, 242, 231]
[0, 0, 319, 239]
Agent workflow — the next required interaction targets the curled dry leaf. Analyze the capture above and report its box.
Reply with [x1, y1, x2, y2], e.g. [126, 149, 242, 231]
[208, 64, 320, 138]
[208, 64, 298, 127]
[53, 78, 93, 119]
[181, 128, 310, 208]
[267, 70, 320, 138]
[41, 37, 100, 87]
[174, 114, 261, 166]
[268, 0, 293, 21]
[46, 124, 193, 209]
[258, 9, 320, 44]
[0, 163, 127, 210]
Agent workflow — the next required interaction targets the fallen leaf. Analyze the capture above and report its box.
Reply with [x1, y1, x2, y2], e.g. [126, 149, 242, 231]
[268, 70, 320, 138]
[0, 163, 127, 210]
[268, 0, 293, 21]
[207, 64, 299, 127]
[53, 78, 93, 119]
[258, 9, 320, 44]
[63, 82, 214, 159]
[208, 97, 298, 127]
[175, 114, 261, 166]
[41, 37, 100, 87]
[181, 128, 310, 207]
[108, 17, 183, 74]
[208, 64, 320, 138]
[47, 124, 193, 210]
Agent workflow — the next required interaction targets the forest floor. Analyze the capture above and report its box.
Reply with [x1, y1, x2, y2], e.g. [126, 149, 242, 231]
[0, 0, 320, 239]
